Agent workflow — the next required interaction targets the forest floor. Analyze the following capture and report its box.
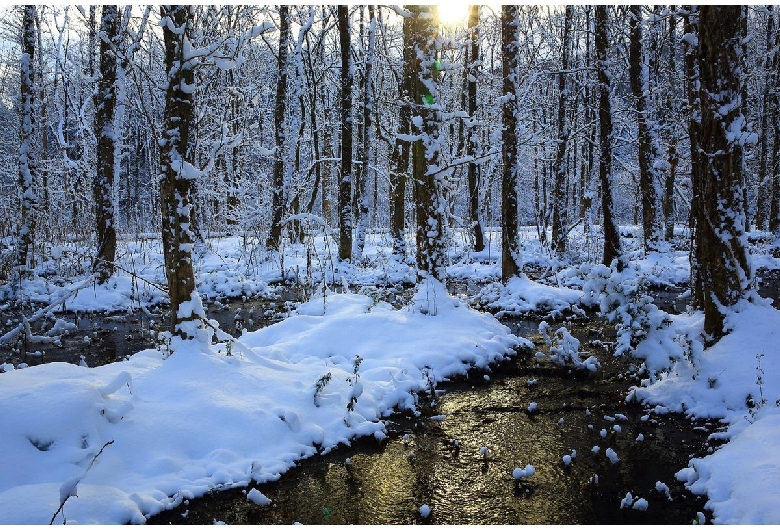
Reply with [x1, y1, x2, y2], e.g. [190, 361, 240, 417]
[1, 226, 779, 524]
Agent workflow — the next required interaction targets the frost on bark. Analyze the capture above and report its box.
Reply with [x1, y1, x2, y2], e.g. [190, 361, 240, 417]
[595, 6, 622, 270]
[550, 6, 572, 256]
[267, 6, 290, 251]
[466, 4, 485, 253]
[692, 6, 753, 344]
[17, 5, 37, 274]
[159, 5, 201, 339]
[628, 5, 663, 252]
[93, 5, 119, 283]
[501, 5, 520, 281]
[409, 5, 448, 281]
[337, 5, 353, 262]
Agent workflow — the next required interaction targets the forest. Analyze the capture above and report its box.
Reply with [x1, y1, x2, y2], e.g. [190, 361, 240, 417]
[0, 5, 779, 525]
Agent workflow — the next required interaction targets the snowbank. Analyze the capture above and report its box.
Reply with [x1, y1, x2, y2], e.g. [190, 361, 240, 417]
[0, 284, 525, 524]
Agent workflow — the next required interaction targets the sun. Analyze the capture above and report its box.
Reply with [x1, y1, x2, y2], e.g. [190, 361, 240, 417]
[436, 3, 469, 27]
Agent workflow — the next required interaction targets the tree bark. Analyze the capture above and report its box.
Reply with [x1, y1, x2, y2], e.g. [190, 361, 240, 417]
[501, 5, 521, 280]
[93, 5, 119, 283]
[267, 6, 290, 250]
[467, 4, 485, 253]
[693, 5, 753, 344]
[628, 5, 662, 252]
[337, 5, 353, 261]
[550, 6, 572, 256]
[410, 5, 447, 281]
[17, 5, 37, 274]
[353, 5, 375, 261]
[595, 6, 622, 269]
[754, 7, 774, 231]
[662, 11, 679, 241]
[767, 8, 780, 235]
[682, 6, 705, 309]
[389, 8, 414, 258]
[159, 5, 201, 339]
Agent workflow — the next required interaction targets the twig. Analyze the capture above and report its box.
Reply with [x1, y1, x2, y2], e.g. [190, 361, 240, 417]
[49, 440, 114, 525]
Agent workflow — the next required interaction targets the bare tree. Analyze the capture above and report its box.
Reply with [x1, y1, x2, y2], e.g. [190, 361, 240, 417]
[353, 5, 376, 261]
[93, 6, 119, 283]
[466, 4, 485, 253]
[267, 6, 290, 251]
[337, 5, 353, 261]
[501, 5, 520, 280]
[389, 7, 413, 259]
[409, 5, 448, 281]
[595, 6, 622, 269]
[17, 6, 37, 274]
[159, 5, 201, 339]
[692, 5, 753, 343]
[550, 6, 572, 255]
[628, 5, 663, 252]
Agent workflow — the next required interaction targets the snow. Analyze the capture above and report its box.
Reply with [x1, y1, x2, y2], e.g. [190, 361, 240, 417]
[2, 227, 780, 524]
[0, 275, 520, 523]
[246, 488, 271, 506]
[512, 464, 535, 480]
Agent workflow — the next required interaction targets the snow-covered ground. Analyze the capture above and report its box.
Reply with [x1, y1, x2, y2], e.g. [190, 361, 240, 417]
[0, 227, 779, 524]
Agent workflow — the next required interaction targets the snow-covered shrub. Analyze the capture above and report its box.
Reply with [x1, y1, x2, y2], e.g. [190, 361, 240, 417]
[538, 321, 600, 372]
[581, 262, 680, 366]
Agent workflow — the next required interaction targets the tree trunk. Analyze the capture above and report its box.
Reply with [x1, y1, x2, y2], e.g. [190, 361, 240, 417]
[550, 6, 572, 256]
[337, 5, 353, 261]
[17, 5, 37, 274]
[390, 8, 413, 258]
[662, 11, 679, 241]
[353, 5, 375, 261]
[409, 5, 447, 281]
[767, 8, 780, 234]
[501, 5, 521, 281]
[93, 6, 119, 283]
[595, 6, 622, 269]
[159, 5, 202, 339]
[755, 8, 774, 231]
[682, 6, 705, 309]
[628, 5, 662, 252]
[467, 4, 485, 253]
[693, 5, 753, 344]
[267, 6, 290, 250]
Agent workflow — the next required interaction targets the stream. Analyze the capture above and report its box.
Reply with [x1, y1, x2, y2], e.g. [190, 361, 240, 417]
[4, 272, 777, 524]
[144, 316, 713, 525]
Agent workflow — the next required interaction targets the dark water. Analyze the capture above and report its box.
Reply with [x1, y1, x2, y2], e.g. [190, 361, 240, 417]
[146, 319, 712, 525]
